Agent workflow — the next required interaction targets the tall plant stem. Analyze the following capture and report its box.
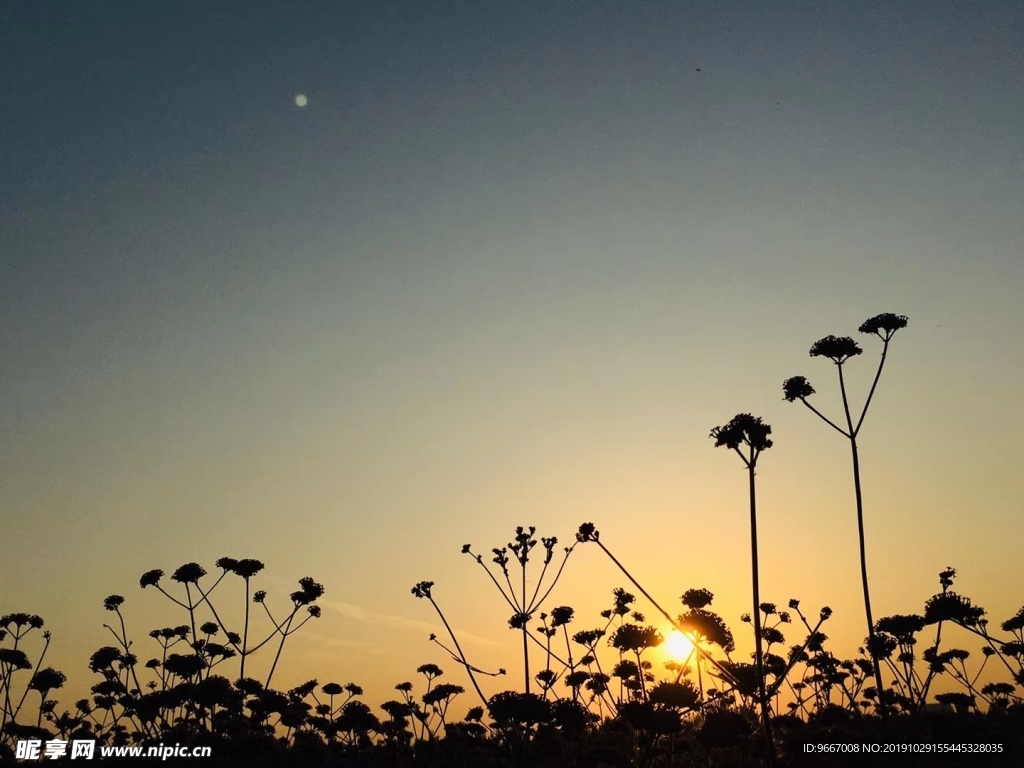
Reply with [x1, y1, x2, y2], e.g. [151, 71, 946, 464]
[747, 463, 775, 765]
[265, 611, 296, 689]
[522, 567, 531, 694]
[240, 579, 251, 681]
[428, 597, 490, 709]
[838, 364, 887, 717]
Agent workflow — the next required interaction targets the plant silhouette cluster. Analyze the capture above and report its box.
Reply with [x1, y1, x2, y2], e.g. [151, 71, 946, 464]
[4, 312, 1023, 766]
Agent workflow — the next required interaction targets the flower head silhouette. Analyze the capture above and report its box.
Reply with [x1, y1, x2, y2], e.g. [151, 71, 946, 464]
[232, 558, 265, 579]
[677, 608, 735, 653]
[809, 335, 863, 363]
[609, 624, 663, 653]
[782, 376, 815, 402]
[550, 606, 574, 627]
[1, 613, 44, 629]
[709, 413, 773, 453]
[291, 577, 325, 606]
[103, 595, 124, 612]
[139, 570, 163, 588]
[0, 648, 32, 670]
[411, 581, 434, 599]
[171, 563, 207, 584]
[88, 647, 123, 673]
[859, 313, 909, 340]
[681, 588, 714, 610]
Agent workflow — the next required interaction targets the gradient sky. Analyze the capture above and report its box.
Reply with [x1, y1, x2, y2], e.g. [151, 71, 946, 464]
[2, 1, 1023, 713]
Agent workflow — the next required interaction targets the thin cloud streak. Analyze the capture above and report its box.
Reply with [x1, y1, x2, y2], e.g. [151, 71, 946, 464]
[319, 598, 501, 648]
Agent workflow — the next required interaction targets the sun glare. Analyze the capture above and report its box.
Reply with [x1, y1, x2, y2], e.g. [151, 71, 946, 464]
[666, 630, 694, 660]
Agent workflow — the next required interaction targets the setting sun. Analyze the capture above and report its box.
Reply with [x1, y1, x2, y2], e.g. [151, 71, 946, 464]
[665, 630, 695, 660]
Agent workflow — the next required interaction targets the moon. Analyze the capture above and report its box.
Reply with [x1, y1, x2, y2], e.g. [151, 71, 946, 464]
[295, 94, 308, 108]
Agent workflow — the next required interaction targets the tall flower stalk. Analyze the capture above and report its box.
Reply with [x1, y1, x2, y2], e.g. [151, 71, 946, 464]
[710, 413, 775, 762]
[783, 312, 909, 716]
[462, 527, 576, 694]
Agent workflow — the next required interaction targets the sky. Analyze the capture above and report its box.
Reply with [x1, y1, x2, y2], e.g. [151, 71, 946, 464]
[2, 0, 1023, 715]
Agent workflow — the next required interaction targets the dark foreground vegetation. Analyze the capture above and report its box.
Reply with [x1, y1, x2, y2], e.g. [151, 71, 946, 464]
[3, 313, 1022, 766]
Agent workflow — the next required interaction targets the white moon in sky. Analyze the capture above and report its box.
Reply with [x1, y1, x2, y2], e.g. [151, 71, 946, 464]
[295, 94, 308, 108]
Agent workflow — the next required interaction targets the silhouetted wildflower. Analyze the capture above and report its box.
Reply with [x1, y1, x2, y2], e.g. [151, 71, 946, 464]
[1, 613, 44, 629]
[411, 581, 434, 599]
[103, 595, 124, 611]
[551, 698, 592, 732]
[253, 590, 267, 603]
[710, 413, 773, 452]
[235, 677, 264, 695]
[809, 335, 863, 363]
[28, 667, 66, 695]
[783, 376, 816, 402]
[611, 588, 636, 616]
[0, 649, 31, 671]
[1002, 606, 1024, 633]
[620, 701, 683, 734]
[876, 614, 925, 641]
[87, 647, 122, 673]
[291, 577, 324, 605]
[981, 682, 1015, 697]
[416, 664, 442, 680]
[762, 627, 785, 645]
[422, 682, 465, 707]
[649, 680, 700, 709]
[550, 606, 574, 626]
[336, 700, 380, 733]
[576, 522, 597, 542]
[859, 313, 909, 339]
[508, 612, 530, 630]
[866, 633, 897, 659]
[806, 632, 829, 653]
[677, 608, 735, 653]
[138, 570, 164, 589]
[1001, 641, 1024, 658]
[923, 592, 986, 625]
[232, 558, 265, 579]
[162, 653, 207, 678]
[681, 588, 714, 609]
[564, 670, 590, 690]
[488, 691, 553, 726]
[171, 563, 207, 584]
[609, 624, 663, 653]
[612, 659, 640, 680]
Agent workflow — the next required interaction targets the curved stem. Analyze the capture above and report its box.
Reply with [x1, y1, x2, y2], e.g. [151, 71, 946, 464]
[264, 610, 297, 689]
[855, 340, 890, 437]
[426, 597, 490, 709]
[589, 537, 740, 688]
